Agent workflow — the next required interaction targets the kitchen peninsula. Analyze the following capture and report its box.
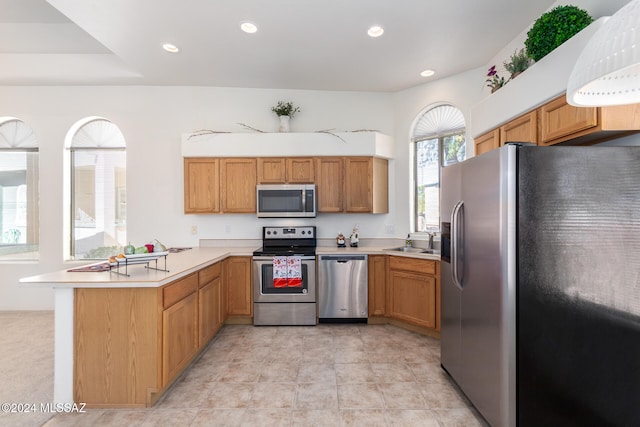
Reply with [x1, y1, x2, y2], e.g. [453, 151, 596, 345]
[19, 247, 257, 408]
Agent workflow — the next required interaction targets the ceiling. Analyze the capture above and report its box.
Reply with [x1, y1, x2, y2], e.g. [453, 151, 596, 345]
[0, 0, 557, 92]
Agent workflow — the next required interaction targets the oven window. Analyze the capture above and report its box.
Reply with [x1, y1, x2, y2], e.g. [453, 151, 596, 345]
[261, 263, 309, 294]
[259, 190, 303, 213]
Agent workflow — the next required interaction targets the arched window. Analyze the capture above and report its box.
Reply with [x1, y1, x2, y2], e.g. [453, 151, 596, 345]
[67, 117, 126, 259]
[412, 104, 466, 232]
[0, 118, 39, 260]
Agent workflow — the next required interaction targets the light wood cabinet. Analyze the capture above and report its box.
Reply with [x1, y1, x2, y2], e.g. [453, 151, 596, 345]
[474, 129, 500, 156]
[162, 290, 198, 386]
[475, 94, 640, 153]
[198, 262, 223, 347]
[387, 256, 439, 330]
[184, 158, 219, 213]
[500, 110, 537, 145]
[186, 155, 388, 214]
[226, 256, 252, 317]
[344, 157, 388, 213]
[315, 157, 344, 213]
[73, 263, 228, 407]
[74, 287, 159, 406]
[368, 255, 387, 317]
[286, 157, 315, 183]
[257, 157, 315, 183]
[539, 95, 640, 146]
[257, 158, 286, 183]
[220, 158, 257, 213]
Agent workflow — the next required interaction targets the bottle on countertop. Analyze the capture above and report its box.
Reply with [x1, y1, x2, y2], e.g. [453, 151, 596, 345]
[405, 234, 412, 247]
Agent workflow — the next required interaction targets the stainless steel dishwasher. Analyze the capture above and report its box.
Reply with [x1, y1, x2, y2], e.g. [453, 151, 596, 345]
[318, 254, 368, 322]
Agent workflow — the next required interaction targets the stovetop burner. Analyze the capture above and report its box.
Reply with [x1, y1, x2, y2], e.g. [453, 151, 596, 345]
[253, 226, 316, 257]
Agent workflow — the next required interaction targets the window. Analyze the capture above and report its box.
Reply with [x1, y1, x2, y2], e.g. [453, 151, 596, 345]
[412, 105, 466, 232]
[0, 118, 39, 260]
[68, 118, 126, 259]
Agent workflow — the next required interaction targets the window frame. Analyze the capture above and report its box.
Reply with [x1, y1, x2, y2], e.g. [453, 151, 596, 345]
[410, 104, 466, 236]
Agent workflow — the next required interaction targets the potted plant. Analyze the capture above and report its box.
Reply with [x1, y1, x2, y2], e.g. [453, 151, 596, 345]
[485, 65, 506, 93]
[503, 48, 532, 80]
[271, 101, 300, 132]
[525, 5, 593, 62]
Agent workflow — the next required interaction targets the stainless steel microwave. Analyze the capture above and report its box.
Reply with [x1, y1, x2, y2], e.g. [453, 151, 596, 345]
[256, 184, 316, 218]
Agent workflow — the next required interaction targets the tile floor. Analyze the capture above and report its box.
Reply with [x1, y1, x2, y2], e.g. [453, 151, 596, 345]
[1, 312, 487, 426]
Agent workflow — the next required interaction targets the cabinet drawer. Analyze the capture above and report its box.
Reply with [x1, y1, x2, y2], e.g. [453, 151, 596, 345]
[199, 262, 221, 287]
[389, 256, 435, 275]
[163, 273, 198, 308]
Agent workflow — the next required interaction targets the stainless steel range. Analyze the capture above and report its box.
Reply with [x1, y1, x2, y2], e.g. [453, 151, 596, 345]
[252, 226, 317, 326]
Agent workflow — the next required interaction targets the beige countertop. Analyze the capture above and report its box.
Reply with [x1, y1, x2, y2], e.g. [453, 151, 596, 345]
[19, 247, 258, 289]
[20, 243, 439, 289]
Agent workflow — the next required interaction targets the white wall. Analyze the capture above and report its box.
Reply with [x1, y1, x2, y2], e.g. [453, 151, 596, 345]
[0, 86, 396, 309]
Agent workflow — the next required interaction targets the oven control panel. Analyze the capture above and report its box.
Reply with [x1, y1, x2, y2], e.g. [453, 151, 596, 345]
[263, 226, 315, 239]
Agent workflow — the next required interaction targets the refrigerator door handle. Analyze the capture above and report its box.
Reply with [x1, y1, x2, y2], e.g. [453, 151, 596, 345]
[451, 200, 464, 290]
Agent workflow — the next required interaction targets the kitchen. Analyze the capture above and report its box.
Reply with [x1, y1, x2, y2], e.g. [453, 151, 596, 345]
[2, 0, 640, 425]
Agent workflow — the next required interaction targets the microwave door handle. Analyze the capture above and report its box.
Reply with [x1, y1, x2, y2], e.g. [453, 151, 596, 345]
[451, 200, 464, 290]
[301, 188, 306, 212]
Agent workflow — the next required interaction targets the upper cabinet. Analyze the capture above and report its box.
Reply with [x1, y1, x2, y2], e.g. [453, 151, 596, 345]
[500, 110, 537, 146]
[257, 157, 315, 184]
[220, 158, 257, 213]
[315, 157, 344, 213]
[474, 94, 640, 155]
[184, 158, 219, 214]
[539, 96, 640, 146]
[344, 157, 388, 214]
[185, 155, 388, 214]
[474, 130, 500, 157]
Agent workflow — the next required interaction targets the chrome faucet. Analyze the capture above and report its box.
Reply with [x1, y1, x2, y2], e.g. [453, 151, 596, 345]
[427, 232, 435, 250]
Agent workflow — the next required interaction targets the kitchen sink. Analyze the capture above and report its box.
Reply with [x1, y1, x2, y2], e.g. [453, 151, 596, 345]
[384, 246, 440, 255]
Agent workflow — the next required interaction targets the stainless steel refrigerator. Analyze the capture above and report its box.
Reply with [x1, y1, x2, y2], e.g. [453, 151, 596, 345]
[440, 143, 640, 427]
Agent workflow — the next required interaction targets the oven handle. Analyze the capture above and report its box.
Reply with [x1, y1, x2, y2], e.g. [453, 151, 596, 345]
[253, 255, 316, 261]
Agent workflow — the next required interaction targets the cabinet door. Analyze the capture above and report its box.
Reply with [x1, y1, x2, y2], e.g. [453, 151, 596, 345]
[286, 157, 315, 183]
[257, 158, 286, 183]
[315, 157, 344, 212]
[227, 256, 252, 317]
[199, 277, 222, 347]
[345, 157, 373, 213]
[474, 129, 500, 156]
[220, 158, 257, 213]
[500, 110, 537, 145]
[184, 158, 220, 213]
[368, 255, 387, 317]
[162, 292, 198, 386]
[539, 95, 598, 146]
[388, 270, 436, 329]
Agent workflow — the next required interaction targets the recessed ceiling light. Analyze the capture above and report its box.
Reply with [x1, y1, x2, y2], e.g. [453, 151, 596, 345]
[367, 25, 384, 38]
[420, 69, 436, 77]
[240, 22, 258, 34]
[162, 43, 180, 53]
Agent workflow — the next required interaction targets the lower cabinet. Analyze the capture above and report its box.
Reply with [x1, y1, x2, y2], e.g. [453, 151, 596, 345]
[74, 262, 227, 407]
[199, 268, 223, 346]
[162, 290, 198, 386]
[387, 256, 440, 330]
[368, 255, 387, 317]
[226, 256, 252, 317]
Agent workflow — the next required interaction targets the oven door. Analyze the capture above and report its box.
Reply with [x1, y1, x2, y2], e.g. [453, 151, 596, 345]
[253, 256, 316, 303]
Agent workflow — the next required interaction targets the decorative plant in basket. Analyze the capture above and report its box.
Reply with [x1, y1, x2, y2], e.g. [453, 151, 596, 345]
[486, 65, 506, 93]
[524, 5, 593, 62]
[503, 48, 533, 80]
